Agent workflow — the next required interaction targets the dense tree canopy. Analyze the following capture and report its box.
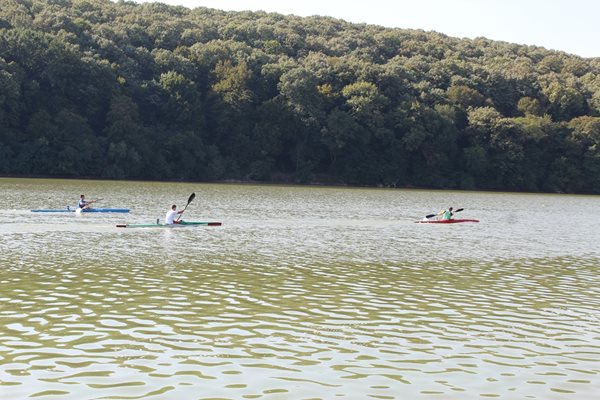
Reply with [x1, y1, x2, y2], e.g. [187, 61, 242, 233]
[1, 0, 599, 193]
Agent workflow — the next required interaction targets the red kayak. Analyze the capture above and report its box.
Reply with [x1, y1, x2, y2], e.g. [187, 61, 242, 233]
[416, 219, 479, 224]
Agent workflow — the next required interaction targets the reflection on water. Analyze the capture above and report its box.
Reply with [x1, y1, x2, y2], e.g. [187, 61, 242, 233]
[1, 178, 599, 399]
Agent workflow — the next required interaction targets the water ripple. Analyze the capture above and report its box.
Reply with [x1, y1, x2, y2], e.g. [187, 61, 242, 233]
[2, 180, 600, 398]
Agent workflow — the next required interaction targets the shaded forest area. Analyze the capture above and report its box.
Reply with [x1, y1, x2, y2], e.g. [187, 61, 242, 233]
[1, 0, 600, 193]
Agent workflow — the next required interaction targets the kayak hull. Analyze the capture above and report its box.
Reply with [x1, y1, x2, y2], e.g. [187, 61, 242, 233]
[116, 220, 222, 228]
[32, 207, 130, 213]
[416, 219, 479, 224]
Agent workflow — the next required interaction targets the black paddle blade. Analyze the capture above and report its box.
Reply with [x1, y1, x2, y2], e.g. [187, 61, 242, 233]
[454, 208, 464, 213]
[425, 214, 436, 219]
[176, 192, 195, 222]
[187, 193, 196, 205]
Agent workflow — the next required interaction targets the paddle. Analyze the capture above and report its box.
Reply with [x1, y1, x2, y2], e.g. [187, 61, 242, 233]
[176, 192, 195, 222]
[424, 208, 464, 219]
[79, 198, 102, 208]
[86, 199, 101, 207]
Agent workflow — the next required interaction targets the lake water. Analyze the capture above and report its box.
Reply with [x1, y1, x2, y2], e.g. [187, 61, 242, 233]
[1, 177, 599, 399]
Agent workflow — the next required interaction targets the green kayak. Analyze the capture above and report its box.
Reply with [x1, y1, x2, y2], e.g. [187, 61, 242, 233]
[116, 220, 222, 228]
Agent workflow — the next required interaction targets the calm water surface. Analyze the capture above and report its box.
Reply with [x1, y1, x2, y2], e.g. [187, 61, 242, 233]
[1, 177, 599, 399]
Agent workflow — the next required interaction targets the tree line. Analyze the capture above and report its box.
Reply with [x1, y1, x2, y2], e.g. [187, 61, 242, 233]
[1, 0, 600, 193]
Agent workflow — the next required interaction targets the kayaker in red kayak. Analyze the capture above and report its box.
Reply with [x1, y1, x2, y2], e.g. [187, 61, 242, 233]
[421, 207, 466, 221]
[440, 207, 454, 220]
[418, 208, 475, 223]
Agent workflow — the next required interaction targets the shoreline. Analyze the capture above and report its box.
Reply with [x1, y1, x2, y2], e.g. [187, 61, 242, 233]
[0, 174, 590, 196]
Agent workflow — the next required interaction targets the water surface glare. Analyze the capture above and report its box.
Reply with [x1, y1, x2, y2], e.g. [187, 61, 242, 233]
[1, 178, 599, 399]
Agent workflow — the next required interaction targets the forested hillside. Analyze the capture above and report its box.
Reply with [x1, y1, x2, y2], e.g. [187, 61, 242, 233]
[1, 0, 600, 192]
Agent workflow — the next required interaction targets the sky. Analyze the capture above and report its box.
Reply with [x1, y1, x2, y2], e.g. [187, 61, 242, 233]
[133, 0, 599, 58]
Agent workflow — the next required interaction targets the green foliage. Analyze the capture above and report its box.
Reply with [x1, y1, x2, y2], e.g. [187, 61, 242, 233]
[517, 97, 544, 116]
[212, 59, 252, 109]
[542, 80, 586, 121]
[446, 85, 485, 109]
[0, 0, 599, 192]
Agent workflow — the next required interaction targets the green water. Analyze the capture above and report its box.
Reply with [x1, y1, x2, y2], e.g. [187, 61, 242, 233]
[1, 178, 599, 399]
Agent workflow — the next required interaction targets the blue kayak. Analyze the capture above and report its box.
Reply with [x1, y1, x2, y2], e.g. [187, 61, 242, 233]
[31, 207, 129, 213]
[116, 221, 221, 228]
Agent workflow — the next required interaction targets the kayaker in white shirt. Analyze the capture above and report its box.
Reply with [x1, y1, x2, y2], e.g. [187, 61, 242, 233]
[78, 194, 96, 210]
[165, 204, 183, 224]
